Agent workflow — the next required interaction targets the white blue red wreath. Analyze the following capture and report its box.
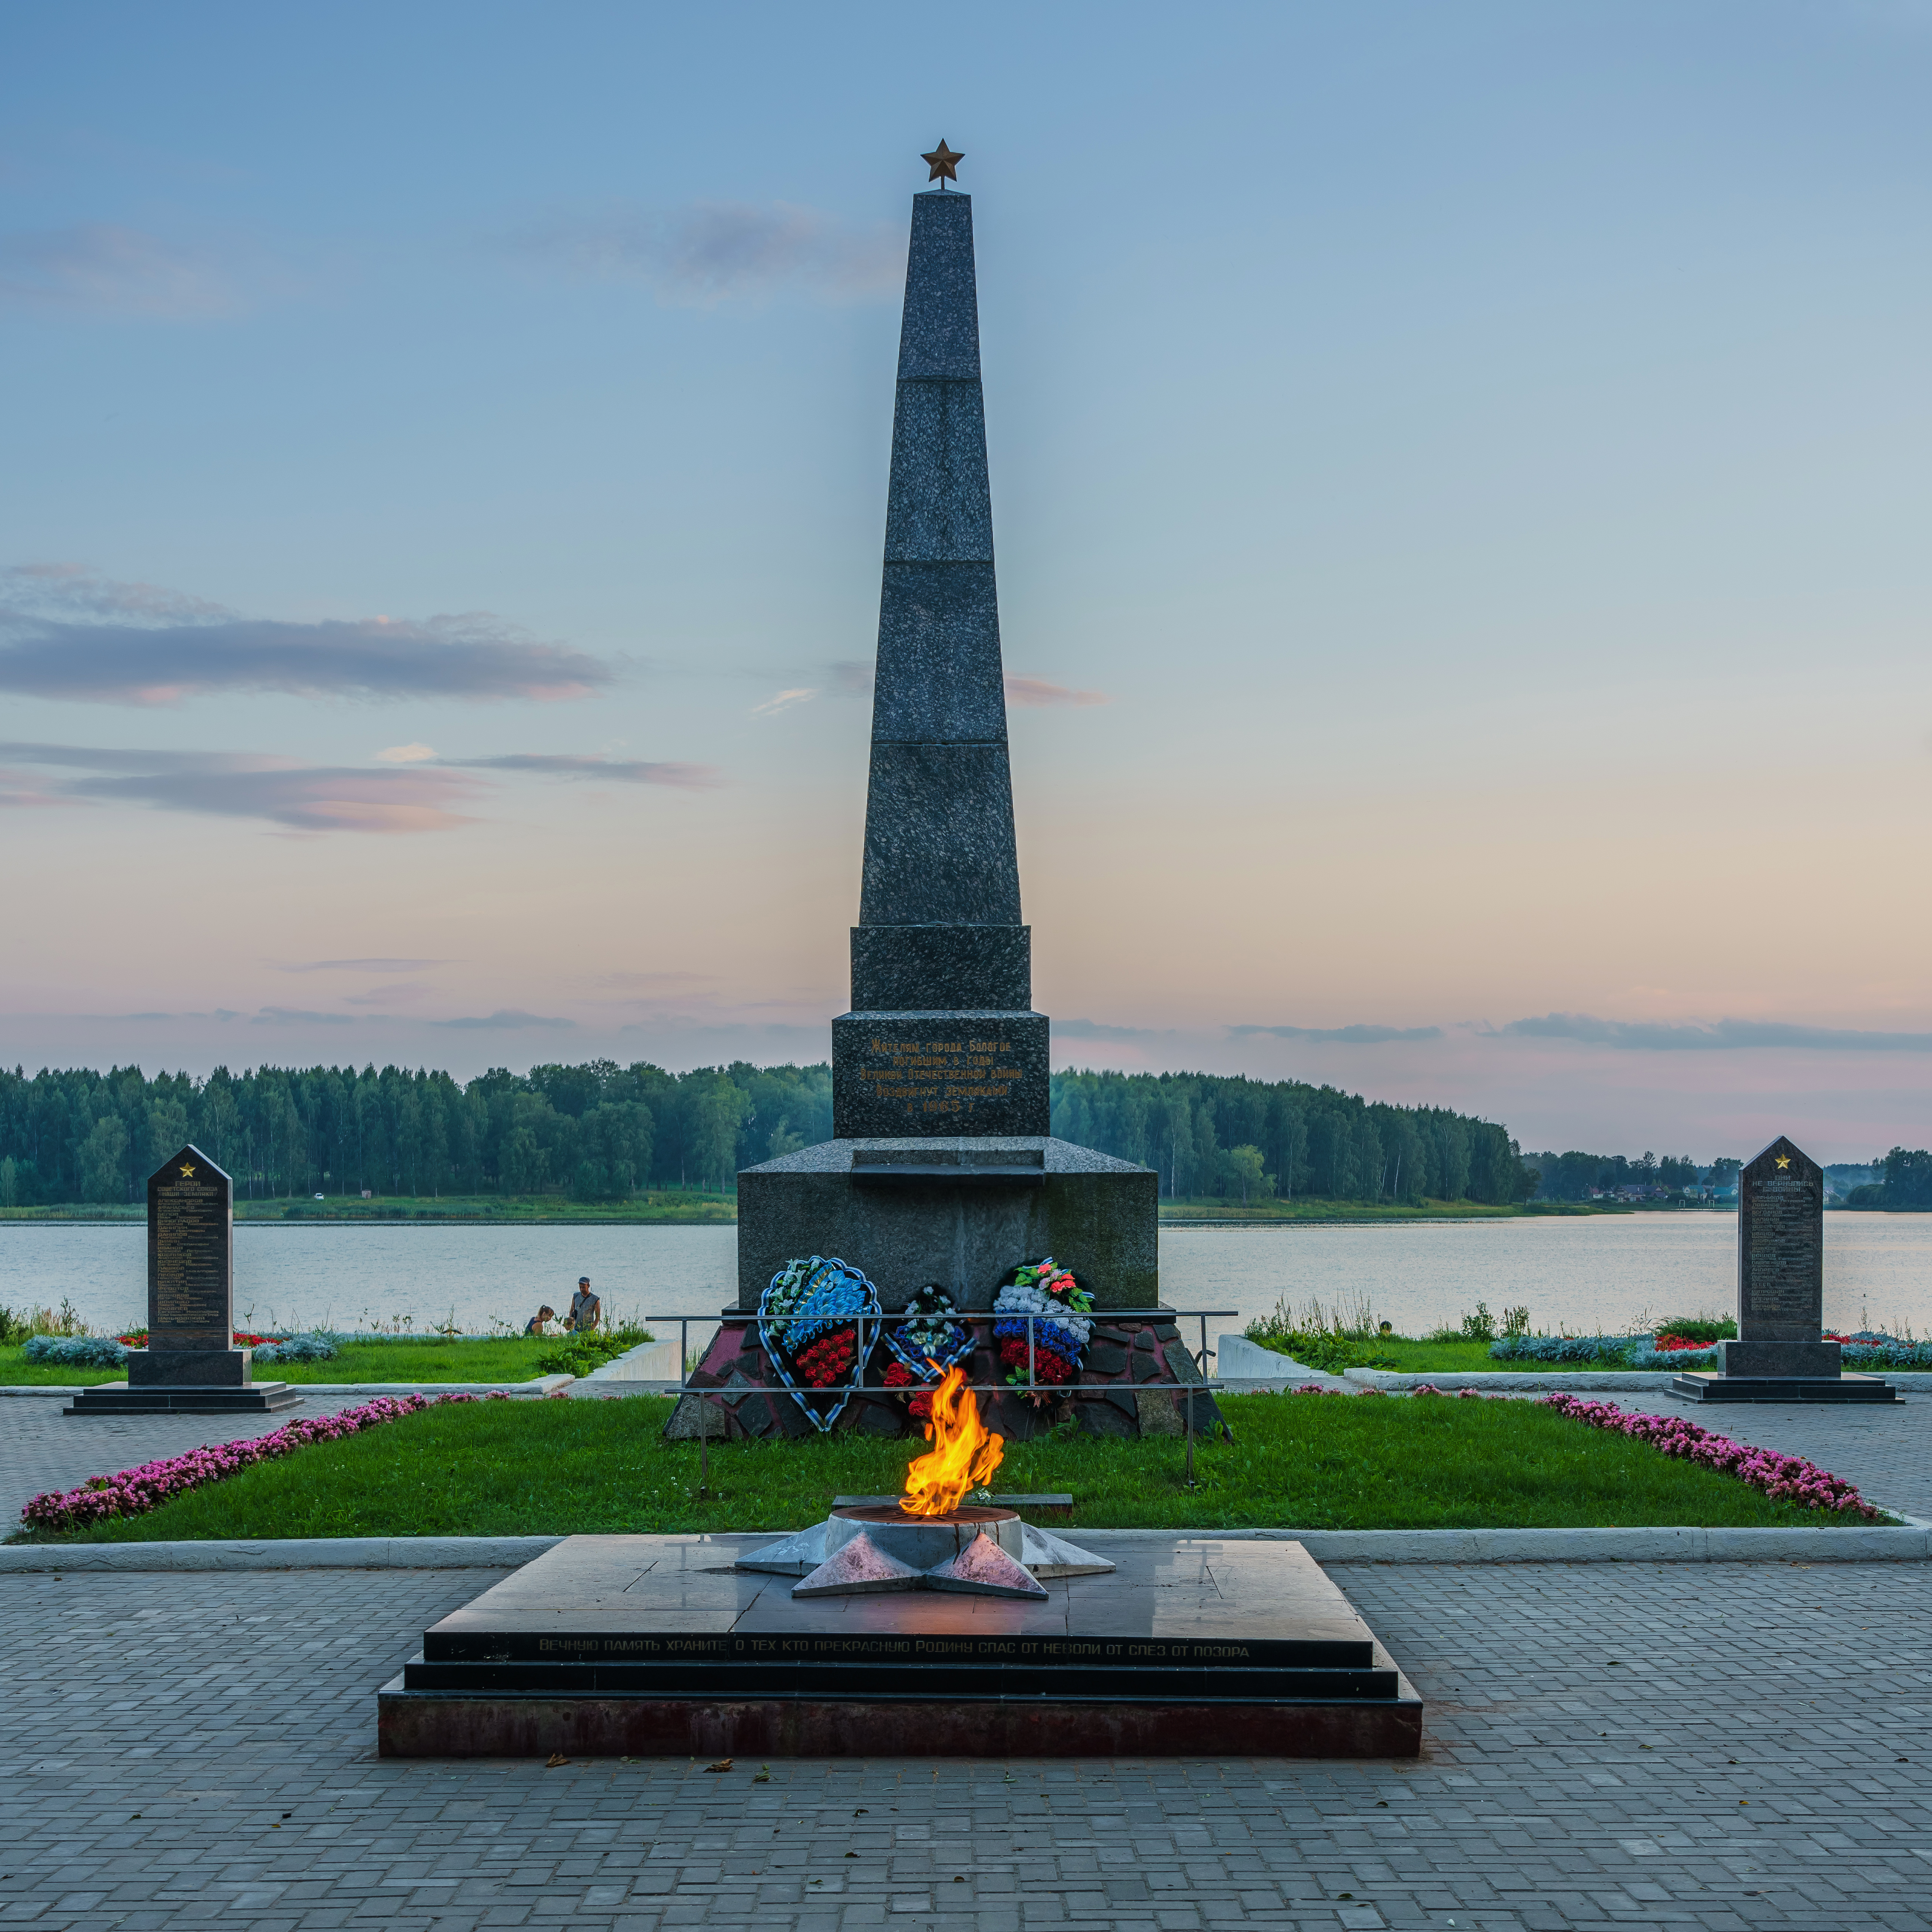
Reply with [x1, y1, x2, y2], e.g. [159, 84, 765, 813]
[757, 1255, 882, 1432]
[881, 1284, 974, 1421]
[992, 1257, 1094, 1390]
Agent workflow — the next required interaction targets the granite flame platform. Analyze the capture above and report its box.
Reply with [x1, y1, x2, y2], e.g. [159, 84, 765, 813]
[377, 1532, 1421, 1758]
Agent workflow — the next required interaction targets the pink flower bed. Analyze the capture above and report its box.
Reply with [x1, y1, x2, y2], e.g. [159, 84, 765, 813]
[20, 1391, 491, 1535]
[1536, 1392, 1882, 1519]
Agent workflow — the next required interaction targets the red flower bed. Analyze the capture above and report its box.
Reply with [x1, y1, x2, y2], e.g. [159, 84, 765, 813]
[1537, 1392, 1881, 1518]
[115, 1330, 273, 1348]
[20, 1391, 492, 1534]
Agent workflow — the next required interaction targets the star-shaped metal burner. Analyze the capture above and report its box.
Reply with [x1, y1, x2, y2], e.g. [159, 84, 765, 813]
[922, 139, 963, 186]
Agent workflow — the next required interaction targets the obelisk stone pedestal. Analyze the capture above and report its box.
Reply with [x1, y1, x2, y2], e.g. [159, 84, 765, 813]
[1673, 1135, 1895, 1404]
[67, 1144, 300, 1416]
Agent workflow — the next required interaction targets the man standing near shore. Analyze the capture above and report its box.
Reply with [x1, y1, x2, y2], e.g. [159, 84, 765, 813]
[564, 1276, 600, 1333]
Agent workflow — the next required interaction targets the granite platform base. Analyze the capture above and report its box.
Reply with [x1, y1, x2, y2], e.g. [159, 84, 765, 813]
[65, 1380, 304, 1415]
[375, 1533, 1422, 1759]
[1672, 1371, 1899, 1404]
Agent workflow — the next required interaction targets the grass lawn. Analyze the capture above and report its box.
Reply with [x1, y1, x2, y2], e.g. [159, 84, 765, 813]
[19, 1393, 1878, 1542]
[0, 1336, 611, 1386]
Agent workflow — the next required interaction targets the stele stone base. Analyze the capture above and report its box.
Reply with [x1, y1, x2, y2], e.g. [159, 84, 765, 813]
[734, 1135, 1156, 1311]
[1718, 1339, 1843, 1378]
[65, 1379, 303, 1416]
[127, 1346, 254, 1387]
[376, 1532, 1423, 1759]
[1672, 1370, 1899, 1405]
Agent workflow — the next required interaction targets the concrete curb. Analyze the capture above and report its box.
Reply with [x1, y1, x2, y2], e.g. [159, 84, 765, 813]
[0, 1376, 573, 1401]
[1342, 1368, 1932, 1394]
[1071, 1525, 1932, 1562]
[567, 1339, 681, 1398]
[1347, 1369, 1695, 1392]
[0, 1535, 565, 1572]
[6, 1523, 1927, 1572]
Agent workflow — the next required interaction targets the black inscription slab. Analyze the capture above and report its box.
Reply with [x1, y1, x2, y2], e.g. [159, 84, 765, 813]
[1738, 1135, 1823, 1343]
[147, 1143, 233, 1350]
[831, 1011, 1049, 1136]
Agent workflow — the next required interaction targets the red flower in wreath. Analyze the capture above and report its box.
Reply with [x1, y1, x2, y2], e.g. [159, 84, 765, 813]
[997, 1336, 1074, 1383]
[793, 1328, 857, 1387]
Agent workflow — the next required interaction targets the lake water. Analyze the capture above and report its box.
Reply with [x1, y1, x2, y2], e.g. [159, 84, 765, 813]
[5, 1214, 1929, 1359]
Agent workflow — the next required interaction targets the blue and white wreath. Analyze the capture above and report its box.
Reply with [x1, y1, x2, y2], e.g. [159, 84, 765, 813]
[756, 1254, 883, 1432]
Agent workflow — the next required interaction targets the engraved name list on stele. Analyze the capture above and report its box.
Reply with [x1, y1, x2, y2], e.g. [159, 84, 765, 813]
[151, 1166, 230, 1334]
[1744, 1182, 1819, 1319]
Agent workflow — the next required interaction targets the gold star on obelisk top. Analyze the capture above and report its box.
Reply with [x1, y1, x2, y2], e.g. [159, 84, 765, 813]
[179, 1162, 196, 1177]
[1775, 1154, 1791, 1169]
[922, 139, 963, 186]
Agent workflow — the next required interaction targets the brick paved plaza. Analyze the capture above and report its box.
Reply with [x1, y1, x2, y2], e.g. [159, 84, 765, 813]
[3, 1393, 1929, 1932]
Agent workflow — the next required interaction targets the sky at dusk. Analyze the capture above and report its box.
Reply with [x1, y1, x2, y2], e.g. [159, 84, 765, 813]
[3, 1, 1930, 1161]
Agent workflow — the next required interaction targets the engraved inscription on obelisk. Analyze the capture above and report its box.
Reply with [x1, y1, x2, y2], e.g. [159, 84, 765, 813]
[147, 1144, 233, 1350]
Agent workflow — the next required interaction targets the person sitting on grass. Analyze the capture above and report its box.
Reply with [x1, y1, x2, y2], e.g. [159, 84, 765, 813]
[523, 1304, 556, 1336]
[562, 1277, 600, 1333]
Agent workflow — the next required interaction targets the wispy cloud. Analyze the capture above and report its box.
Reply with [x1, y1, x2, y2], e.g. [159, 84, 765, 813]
[1057, 1018, 1166, 1041]
[278, 958, 446, 974]
[0, 224, 237, 318]
[512, 200, 901, 306]
[0, 741, 716, 834]
[829, 660, 874, 697]
[377, 743, 438, 763]
[0, 566, 613, 705]
[252, 1007, 357, 1026]
[752, 688, 816, 718]
[0, 742, 479, 833]
[1005, 676, 1108, 709]
[437, 752, 721, 788]
[430, 1009, 575, 1031]
[1500, 1012, 1932, 1052]
[1231, 1023, 1445, 1045]
[73, 763, 485, 834]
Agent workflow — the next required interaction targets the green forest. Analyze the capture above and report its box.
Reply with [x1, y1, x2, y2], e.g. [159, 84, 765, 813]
[0, 1059, 1539, 1209]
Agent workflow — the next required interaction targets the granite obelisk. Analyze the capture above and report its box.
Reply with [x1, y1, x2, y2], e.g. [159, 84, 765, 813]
[832, 184, 1048, 1138]
[732, 164, 1156, 1314]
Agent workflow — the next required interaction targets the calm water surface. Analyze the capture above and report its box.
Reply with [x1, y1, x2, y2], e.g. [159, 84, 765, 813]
[5, 1214, 1929, 1359]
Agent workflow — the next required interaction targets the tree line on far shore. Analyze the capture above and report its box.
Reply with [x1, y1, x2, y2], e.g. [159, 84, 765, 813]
[0, 1058, 1539, 1206]
[1048, 1070, 1536, 1204]
[10, 1056, 1917, 1212]
[1848, 1149, 1932, 1210]
[0, 1061, 832, 1205]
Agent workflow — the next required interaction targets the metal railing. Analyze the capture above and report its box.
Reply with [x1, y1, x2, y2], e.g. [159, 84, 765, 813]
[644, 1307, 1238, 1494]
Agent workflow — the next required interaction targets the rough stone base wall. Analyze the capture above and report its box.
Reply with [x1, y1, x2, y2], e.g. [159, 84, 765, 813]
[666, 1316, 1226, 1444]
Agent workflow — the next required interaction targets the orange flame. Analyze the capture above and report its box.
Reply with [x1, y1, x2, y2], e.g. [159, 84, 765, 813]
[899, 1363, 1004, 1517]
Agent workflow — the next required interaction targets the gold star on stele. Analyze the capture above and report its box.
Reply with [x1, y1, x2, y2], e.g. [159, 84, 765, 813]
[179, 1163, 196, 1177]
[922, 140, 963, 184]
[1776, 1154, 1791, 1169]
